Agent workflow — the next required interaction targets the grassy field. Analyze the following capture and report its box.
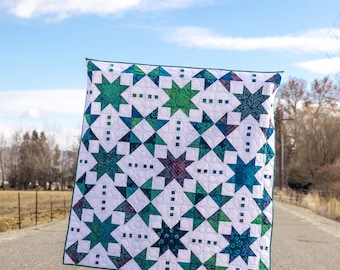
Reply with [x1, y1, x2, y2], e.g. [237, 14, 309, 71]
[0, 190, 73, 232]
[275, 188, 340, 222]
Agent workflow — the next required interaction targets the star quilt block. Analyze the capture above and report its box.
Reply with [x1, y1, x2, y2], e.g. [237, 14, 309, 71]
[63, 58, 283, 270]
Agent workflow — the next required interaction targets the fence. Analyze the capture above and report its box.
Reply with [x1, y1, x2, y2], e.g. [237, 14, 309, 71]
[275, 187, 340, 222]
[0, 190, 72, 232]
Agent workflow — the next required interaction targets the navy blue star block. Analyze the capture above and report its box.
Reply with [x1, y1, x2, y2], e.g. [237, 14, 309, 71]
[152, 221, 188, 257]
[222, 227, 256, 263]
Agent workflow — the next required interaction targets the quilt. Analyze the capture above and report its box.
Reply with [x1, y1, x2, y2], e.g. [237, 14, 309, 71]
[63, 58, 283, 270]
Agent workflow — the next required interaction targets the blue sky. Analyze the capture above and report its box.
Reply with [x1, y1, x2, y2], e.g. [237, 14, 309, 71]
[0, 0, 339, 148]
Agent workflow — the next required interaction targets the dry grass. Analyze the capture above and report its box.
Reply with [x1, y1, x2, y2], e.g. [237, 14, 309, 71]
[0, 190, 72, 232]
[275, 188, 340, 221]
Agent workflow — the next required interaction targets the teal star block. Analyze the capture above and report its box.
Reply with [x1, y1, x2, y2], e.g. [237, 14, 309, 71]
[193, 69, 217, 90]
[84, 215, 118, 251]
[213, 138, 236, 161]
[227, 157, 261, 193]
[75, 173, 95, 196]
[233, 86, 270, 121]
[258, 142, 275, 164]
[190, 111, 214, 135]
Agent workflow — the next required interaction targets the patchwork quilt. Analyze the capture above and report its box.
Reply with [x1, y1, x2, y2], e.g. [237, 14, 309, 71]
[63, 58, 283, 270]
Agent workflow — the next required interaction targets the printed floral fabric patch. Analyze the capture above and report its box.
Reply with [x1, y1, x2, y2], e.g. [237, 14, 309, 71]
[63, 58, 283, 270]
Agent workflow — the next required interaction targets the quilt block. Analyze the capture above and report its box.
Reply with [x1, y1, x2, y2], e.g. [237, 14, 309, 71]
[63, 58, 283, 270]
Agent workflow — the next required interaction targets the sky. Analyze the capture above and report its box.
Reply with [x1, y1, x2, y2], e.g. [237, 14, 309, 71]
[0, 0, 339, 149]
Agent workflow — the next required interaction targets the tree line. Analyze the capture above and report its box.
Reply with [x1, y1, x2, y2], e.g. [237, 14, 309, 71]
[275, 76, 340, 192]
[0, 130, 78, 190]
[0, 75, 339, 192]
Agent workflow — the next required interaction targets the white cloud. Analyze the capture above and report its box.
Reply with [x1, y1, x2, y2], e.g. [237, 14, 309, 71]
[22, 108, 42, 119]
[0, 89, 85, 117]
[295, 57, 340, 75]
[163, 26, 340, 53]
[1, 0, 211, 19]
[0, 89, 85, 148]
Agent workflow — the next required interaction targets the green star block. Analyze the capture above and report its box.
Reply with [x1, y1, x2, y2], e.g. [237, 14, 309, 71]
[182, 207, 205, 230]
[147, 66, 171, 86]
[122, 64, 146, 85]
[145, 108, 169, 131]
[163, 81, 199, 116]
[259, 259, 269, 270]
[140, 178, 163, 201]
[207, 209, 231, 233]
[138, 203, 161, 225]
[87, 60, 100, 82]
[213, 138, 236, 161]
[188, 136, 211, 160]
[185, 181, 207, 205]
[90, 145, 124, 181]
[204, 254, 227, 270]
[144, 133, 167, 156]
[95, 75, 129, 111]
[134, 249, 157, 270]
[209, 183, 232, 207]
[178, 252, 202, 270]
[84, 215, 118, 251]
[233, 86, 270, 121]
[252, 212, 271, 236]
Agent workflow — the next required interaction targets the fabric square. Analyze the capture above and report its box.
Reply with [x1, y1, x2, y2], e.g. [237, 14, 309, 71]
[63, 58, 283, 270]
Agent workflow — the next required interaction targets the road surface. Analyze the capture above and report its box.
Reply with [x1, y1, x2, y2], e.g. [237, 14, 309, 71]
[1, 201, 340, 269]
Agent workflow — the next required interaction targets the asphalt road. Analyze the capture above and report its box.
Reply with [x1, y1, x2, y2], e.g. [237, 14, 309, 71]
[1, 201, 340, 270]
